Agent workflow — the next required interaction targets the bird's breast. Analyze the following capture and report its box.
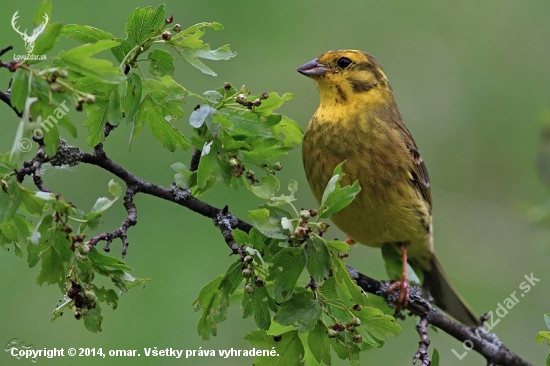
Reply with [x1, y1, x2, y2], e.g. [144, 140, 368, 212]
[302, 107, 432, 252]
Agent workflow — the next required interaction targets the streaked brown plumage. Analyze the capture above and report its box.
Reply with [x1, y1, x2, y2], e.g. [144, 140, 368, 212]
[298, 50, 477, 325]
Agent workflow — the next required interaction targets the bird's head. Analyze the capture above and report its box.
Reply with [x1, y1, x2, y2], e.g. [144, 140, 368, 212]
[298, 50, 394, 107]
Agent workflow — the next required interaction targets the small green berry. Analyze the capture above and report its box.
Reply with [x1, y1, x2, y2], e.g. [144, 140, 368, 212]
[244, 255, 253, 264]
[242, 268, 254, 278]
[245, 284, 255, 294]
[327, 329, 338, 338]
[300, 210, 310, 220]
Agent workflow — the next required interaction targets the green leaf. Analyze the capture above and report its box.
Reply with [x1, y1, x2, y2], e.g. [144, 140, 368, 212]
[172, 162, 195, 189]
[318, 162, 361, 219]
[34, 0, 52, 28]
[431, 349, 440, 366]
[274, 297, 322, 333]
[353, 306, 401, 341]
[332, 257, 369, 307]
[203, 90, 223, 103]
[308, 321, 331, 365]
[536, 331, 550, 345]
[545, 313, 550, 330]
[111, 39, 133, 63]
[123, 72, 143, 122]
[248, 208, 285, 240]
[254, 92, 293, 116]
[192, 275, 223, 340]
[31, 23, 63, 59]
[20, 188, 45, 215]
[190, 105, 215, 128]
[90, 180, 121, 214]
[134, 94, 189, 152]
[59, 40, 126, 83]
[267, 247, 307, 302]
[61, 24, 114, 44]
[10, 69, 29, 113]
[148, 49, 175, 76]
[83, 100, 109, 146]
[125, 5, 165, 46]
[305, 237, 331, 283]
[36, 229, 72, 286]
[242, 286, 275, 330]
[244, 329, 304, 366]
[83, 306, 103, 333]
[249, 174, 280, 200]
[325, 240, 350, 255]
[272, 116, 304, 147]
[197, 143, 219, 188]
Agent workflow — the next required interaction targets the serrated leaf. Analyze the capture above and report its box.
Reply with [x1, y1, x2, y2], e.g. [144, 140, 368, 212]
[134, 94, 189, 152]
[245, 329, 304, 366]
[254, 92, 293, 116]
[318, 162, 361, 219]
[332, 257, 368, 307]
[192, 275, 223, 340]
[176, 49, 216, 76]
[305, 237, 331, 283]
[10, 68, 29, 113]
[242, 286, 274, 330]
[123, 72, 142, 122]
[272, 116, 304, 147]
[325, 240, 350, 255]
[83, 306, 103, 333]
[31, 23, 63, 60]
[125, 5, 165, 46]
[353, 307, 401, 341]
[59, 40, 125, 83]
[83, 100, 109, 146]
[249, 174, 280, 200]
[274, 297, 322, 333]
[61, 24, 114, 44]
[308, 321, 331, 365]
[248, 208, 285, 239]
[267, 247, 307, 302]
[203, 90, 223, 103]
[197, 143, 218, 188]
[148, 49, 175, 77]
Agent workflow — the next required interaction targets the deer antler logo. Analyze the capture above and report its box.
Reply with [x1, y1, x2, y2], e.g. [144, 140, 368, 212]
[11, 11, 49, 54]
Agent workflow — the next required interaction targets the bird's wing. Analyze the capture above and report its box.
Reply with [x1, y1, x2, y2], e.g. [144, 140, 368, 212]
[398, 121, 432, 211]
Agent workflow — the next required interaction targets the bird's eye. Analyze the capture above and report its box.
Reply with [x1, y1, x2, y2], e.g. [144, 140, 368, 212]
[336, 57, 352, 69]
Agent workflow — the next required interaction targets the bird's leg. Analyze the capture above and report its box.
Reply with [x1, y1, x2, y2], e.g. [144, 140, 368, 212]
[386, 242, 410, 314]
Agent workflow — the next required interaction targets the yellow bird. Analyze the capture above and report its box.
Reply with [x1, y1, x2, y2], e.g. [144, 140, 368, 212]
[298, 50, 477, 325]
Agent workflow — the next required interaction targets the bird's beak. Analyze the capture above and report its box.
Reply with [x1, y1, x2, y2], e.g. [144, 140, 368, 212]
[297, 58, 328, 77]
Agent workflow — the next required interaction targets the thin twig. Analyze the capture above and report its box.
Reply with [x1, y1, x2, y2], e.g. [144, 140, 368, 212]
[413, 316, 431, 366]
[88, 185, 138, 257]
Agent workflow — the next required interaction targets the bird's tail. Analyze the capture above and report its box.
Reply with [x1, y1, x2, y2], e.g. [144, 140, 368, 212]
[422, 255, 478, 326]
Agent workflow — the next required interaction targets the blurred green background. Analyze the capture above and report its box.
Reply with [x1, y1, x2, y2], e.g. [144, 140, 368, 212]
[1, 1, 549, 365]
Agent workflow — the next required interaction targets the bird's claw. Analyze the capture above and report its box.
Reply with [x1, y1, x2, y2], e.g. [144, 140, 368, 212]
[387, 279, 410, 314]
